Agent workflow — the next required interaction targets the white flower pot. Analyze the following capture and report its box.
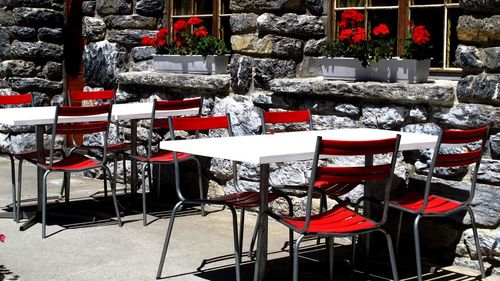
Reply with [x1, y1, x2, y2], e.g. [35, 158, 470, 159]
[309, 57, 431, 83]
[153, 55, 230, 74]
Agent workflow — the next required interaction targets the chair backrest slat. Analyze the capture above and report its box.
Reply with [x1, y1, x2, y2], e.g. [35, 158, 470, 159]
[261, 109, 313, 133]
[56, 121, 109, 135]
[171, 115, 229, 131]
[70, 90, 115, 103]
[435, 149, 483, 168]
[441, 127, 487, 144]
[155, 97, 202, 111]
[0, 94, 32, 105]
[320, 138, 397, 156]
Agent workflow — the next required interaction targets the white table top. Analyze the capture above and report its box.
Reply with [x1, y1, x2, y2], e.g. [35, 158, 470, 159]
[160, 128, 438, 164]
[0, 103, 199, 125]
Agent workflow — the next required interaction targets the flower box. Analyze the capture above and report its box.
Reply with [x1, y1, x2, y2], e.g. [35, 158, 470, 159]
[153, 55, 230, 74]
[309, 57, 431, 83]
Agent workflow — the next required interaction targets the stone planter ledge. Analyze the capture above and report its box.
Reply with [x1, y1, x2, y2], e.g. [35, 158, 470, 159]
[269, 77, 457, 107]
[116, 71, 231, 92]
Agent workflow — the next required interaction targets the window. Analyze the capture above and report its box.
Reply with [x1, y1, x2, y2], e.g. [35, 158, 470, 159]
[167, 0, 232, 45]
[330, 0, 462, 71]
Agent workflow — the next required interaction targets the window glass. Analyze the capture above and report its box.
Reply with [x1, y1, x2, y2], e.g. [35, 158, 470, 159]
[221, 0, 231, 14]
[195, 0, 213, 14]
[174, 1, 191, 15]
[336, 0, 364, 8]
[410, 7, 443, 67]
[368, 0, 398, 6]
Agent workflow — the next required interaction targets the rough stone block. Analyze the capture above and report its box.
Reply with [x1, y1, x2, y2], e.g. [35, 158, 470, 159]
[230, 34, 259, 53]
[37, 27, 63, 43]
[232, 34, 303, 59]
[304, 37, 326, 56]
[12, 0, 51, 8]
[457, 15, 500, 45]
[10, 40, 63, 61]
[135, 0, 162, 16]
[108, 29, 156, 47]
[116, 71, 230, 92]
[131, 46, 156, 62]
[230, 13, 258, 34]
[457, 72, 500, 106]
[9, 26, 37, 41]
[306, 0, 323, 16]
[13, 7, 63, 28]
[257, 13, 325, 38]
[312, 115, 357, 130]
[83, 16, 106, 42]
[459, 0, 500, 12]
[0, 9, 15, 26]
[96, 0, 132, 15]
[230, 0, 304, 13]
[455, 44, 500, 71]
[434, 103, 500, 130]
[8, 77, 62, 94]
[268, 78, 456, 107]
[491, 133, 500, 160]
[104, 15, 156, 30]
[0, 27, 11, 60]
[0, 60, 37, 77]
[229, 54, 252, 94]
[361, 105, 409, 130]
[212, 95, 261, 136]
[82, 1, 96, 16]
[84, 41, 128, 88]
[477, 159, 500, 186]
[254, 58, 296, 89]
[42, 61, 62, 80]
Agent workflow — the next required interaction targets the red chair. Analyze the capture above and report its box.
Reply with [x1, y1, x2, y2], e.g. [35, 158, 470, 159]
[67, 89, 131, 196]
[156, 114, 257, 281]
[268, 135, 401, 281]
[131, 97, 202, 226]
[39, 104, 122, 238]
[390, 126, 489, 280]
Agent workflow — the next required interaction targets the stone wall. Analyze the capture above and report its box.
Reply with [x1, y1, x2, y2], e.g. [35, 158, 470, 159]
[0, 0, 64, 152]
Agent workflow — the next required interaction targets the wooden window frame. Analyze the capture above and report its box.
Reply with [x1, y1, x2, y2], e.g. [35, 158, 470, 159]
[329, 0, 462, 72]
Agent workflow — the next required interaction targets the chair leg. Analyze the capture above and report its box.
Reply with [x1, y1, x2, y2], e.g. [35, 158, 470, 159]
[351, 235, 357, 270]
[413, 215, 423, 281]
[141, 163, 148, 226]
[16, 159, 23, 222]
[238, 208, 245, 259]
[395, 210, 404, 255]
[156, 201, 184, 279]
[102, 167, 108, 198]
[64, 173, 71, 204]
[194, 158, 206, 216]
[248, 212, 261, 260]
[379, 229, 399, 281]
[228, 204, 242, 281]
[41, 170, 51, 239]
[8, 155, 17, 222]
[104, 165, 122, 227]
[466, 206, 486, 279]
[113, 158, 119, 193]
[122, 157, 127, 193]
[327, 237, 335, 281]
[317, 190, 327, 245]
[285, 195, 294, 258]
[293, 235, 305, 281]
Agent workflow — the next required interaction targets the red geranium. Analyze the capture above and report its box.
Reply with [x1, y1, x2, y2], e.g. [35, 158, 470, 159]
[141, 36, 156, 46]
[194, 27, 208, 38]
[373, 24, 390, 37]
[351, 27, 366, 44]
[187, 17, 203, 26]
[0, 234, 5, 243]
[338, 29, 354, 41]
[173, 19, 188, 33]
[412, 25, 431, 45]
[341, 9, 364, 23]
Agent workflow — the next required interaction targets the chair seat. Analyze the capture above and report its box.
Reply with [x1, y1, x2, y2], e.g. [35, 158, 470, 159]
[13, 149, 52, 160]
[135, 149, 192, 163]
[215, 192, 279, 208]
[390, 191, 463, 214]
[279, 205, 377, 234]
[39, 154, 100, 171]
[107, 142, 132, 153]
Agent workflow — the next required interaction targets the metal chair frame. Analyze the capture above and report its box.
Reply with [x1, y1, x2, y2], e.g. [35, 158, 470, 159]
[38, 104, 122, 238]
[156, 114, 242, 281]
[268, 135, 402, 281]
[133, 98, 202, 226]
[390, 126, 489, 280]
[65, 89, 130, 197]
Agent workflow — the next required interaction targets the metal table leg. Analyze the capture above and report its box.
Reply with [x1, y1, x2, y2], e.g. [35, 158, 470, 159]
[254, 163, 270, 281]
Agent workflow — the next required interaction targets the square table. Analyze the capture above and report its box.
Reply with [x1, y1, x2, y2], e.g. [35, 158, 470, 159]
[159, 128, 439, 281]
[0, 103, 199, 229]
